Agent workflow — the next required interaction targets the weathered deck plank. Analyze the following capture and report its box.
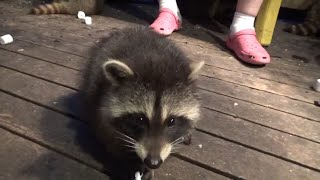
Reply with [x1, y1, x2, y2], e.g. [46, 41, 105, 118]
[1, 25, 318, 108]
[1, 87, 319, 179]
[1, 16, 319, 105]
[198, 75, 320, 121]
[200, 66, 319, 104]
[0, 90, 228, 180]
[1, 49, 319, 144]
[1, 22, 97, 47]
[0, 40, 85, 70]
[0, 128, 108, 180]
[1, 4, 319, 77]
[1, 48, 318, 123]
[181, 131, 320, 180]
[0, 49, 80, 89]
[1, 56, 320, 178]
[200, 90, 320, 143]
[1, 24, 317, 96]
[2, 14, 319, 78]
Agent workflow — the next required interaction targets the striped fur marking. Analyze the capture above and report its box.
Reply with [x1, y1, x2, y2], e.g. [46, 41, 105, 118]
[30, 2, 62, 14]
[135, 143, 147, 160]
[109, 90, 156, 120]
[285, 1, 320, 36]
[161, 89, 200, 123]
[159, 143, 172, 161]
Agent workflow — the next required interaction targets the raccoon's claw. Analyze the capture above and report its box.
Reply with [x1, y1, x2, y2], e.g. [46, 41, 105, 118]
[183, 134, 192, 145]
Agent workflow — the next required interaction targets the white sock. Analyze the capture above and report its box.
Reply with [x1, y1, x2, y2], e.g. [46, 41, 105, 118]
[230, 12, 255, 35]
[158, 0, 182, 20]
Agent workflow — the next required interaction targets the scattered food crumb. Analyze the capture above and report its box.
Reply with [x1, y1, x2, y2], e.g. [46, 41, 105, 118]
[312, 79, 320, 92]
[234, 102, 238, 106]
[53, 102, 58, 104]
[77, 11, 85, 19]
[289, 170, 293, 172]
[135, 171, 143, 180]
[17, 49, 24, 52]
[0, 34, 13, 45]
[84, 16, 92, 25]
[198, 144, 202, 148]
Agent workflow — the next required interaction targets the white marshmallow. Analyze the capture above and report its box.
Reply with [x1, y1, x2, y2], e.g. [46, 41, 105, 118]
[134, 171, 143, 180]
[0, 34, 13, 45]
[77, 11, 86, 19]
[84, 16, 92, 25]
[313, 79, 320, 92]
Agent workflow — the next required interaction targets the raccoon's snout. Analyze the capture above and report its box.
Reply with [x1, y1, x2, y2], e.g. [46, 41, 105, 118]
[144, 154, 163, 169]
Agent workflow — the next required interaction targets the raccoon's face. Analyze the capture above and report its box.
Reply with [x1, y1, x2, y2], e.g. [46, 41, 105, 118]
[101, 59, 204, 169]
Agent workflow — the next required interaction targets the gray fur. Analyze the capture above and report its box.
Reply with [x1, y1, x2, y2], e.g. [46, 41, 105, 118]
[30, 0, 104, 15]
[81, 26, 203, 178]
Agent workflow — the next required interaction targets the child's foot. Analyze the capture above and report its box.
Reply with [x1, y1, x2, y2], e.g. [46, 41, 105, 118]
[150, 8, 181, 36]
[226, 29, 270, 65]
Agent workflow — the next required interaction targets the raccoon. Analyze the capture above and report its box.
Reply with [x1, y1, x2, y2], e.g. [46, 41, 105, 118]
[81, 26, 204, 179]
[284, 0, 320, 36]
[30, 0, 104, 15]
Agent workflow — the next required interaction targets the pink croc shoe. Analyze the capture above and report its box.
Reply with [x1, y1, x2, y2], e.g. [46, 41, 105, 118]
[226, 29, 270, 65]
[150, 8, 181, 36]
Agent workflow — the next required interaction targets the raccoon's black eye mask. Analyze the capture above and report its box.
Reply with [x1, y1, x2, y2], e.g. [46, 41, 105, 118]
[165, 116, 192, 139]
[165, 116, 191, 128]
[112, 113, 192, 139]
[112, 113, 149, 137]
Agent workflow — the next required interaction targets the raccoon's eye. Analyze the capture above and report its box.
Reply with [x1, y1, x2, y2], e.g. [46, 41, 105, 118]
[135, 115, 148, 126]
[167, 118, 175, 127]
[139, 117, 145, 123]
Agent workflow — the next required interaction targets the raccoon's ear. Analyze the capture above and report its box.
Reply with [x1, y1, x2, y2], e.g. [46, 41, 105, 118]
[102, 59, 134, 85]
[188, 61, 205, 81]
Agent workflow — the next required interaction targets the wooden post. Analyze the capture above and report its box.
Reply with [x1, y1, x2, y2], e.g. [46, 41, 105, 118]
[255, 0, 283, 46]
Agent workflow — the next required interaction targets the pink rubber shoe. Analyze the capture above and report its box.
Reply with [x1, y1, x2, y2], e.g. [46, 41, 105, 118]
[226, 29, 270, 65]
[150, 8, 181, 36]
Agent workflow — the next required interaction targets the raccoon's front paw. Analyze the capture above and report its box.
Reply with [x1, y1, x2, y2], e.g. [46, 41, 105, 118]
[183, 134, 192, 145]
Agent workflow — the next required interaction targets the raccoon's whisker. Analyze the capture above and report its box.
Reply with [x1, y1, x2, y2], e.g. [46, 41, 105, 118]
[116, 137, 136, 145]
[171, 145, 182, 152]
[170, 137, 182, 145]
[171, 136, 184, 145]
[121, 144, 137, 152]
[123, 144, 137, 149]
[171, 151, 179, 155]
[171, 145, 181, 150]
[114, 130, 137, 142]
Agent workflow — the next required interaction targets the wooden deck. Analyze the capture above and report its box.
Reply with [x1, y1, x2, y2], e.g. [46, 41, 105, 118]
[1, 1, 320, 179]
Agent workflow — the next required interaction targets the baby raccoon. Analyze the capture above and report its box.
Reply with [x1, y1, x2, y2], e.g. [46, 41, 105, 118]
[81, 26, 204, 179]
[30, 0, 104, 15]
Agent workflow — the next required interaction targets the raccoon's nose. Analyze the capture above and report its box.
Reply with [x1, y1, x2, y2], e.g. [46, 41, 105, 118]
[144, 154, 163, 169]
